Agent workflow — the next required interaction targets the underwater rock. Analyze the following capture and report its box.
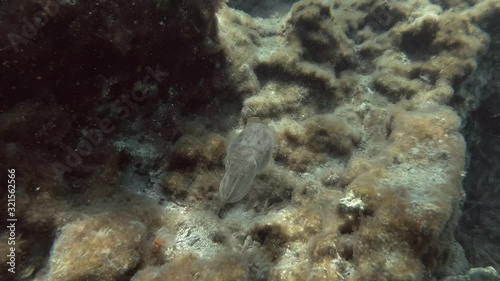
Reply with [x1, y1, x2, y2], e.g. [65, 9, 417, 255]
[48, 213, 147, 281]
[1, 0, 499, 280]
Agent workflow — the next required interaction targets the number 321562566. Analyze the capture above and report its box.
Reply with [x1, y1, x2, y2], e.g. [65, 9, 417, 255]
[8, 169, 16, 211]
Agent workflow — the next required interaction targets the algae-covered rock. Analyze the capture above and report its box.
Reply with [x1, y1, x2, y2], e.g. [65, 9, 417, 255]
[48, 213, 147, 281]
[2, 0, 499, 280]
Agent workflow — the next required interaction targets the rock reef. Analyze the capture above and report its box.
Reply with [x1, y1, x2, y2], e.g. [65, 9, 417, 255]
[0, 0, 499, 280]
